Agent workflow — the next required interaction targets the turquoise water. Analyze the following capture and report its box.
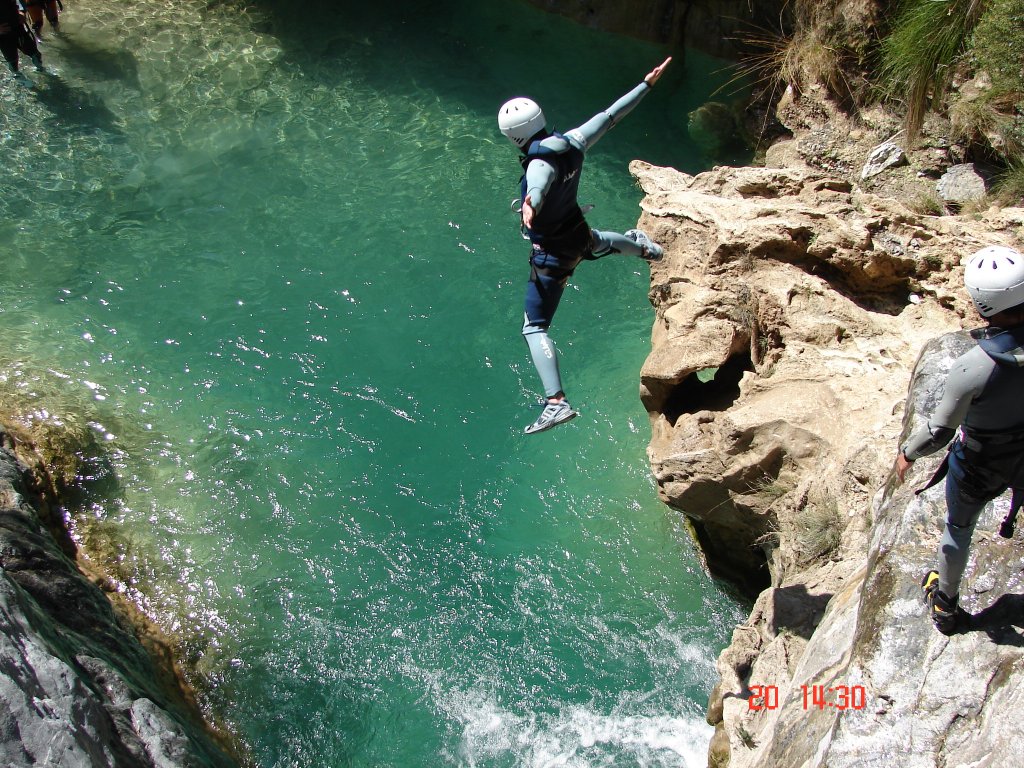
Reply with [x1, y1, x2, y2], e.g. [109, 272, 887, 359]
[1, 1, 746, 765]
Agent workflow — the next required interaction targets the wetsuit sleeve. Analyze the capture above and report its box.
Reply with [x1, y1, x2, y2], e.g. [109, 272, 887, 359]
[564, 82, 651, 151]
[523, 156, 558, 212]
[901, 350, 993, 460]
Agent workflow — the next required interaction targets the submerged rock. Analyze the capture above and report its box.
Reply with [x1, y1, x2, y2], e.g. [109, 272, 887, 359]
[688, 101, 746, 161]
[0, 435, 237, 768]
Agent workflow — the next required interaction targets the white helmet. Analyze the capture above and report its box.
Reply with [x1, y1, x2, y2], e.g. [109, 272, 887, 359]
[498, 98, 546, 148]
[964, 245, 1024, 317]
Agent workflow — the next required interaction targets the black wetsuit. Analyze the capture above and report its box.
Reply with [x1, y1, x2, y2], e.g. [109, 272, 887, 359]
[1, 0, 40, 73]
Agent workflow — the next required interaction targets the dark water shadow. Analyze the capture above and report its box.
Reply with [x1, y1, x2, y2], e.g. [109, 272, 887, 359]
[32, 72, 123, 135]
[53, 34, 142, 90]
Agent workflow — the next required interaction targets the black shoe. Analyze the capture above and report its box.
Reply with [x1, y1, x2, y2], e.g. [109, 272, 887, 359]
[921, 570, 965, 635]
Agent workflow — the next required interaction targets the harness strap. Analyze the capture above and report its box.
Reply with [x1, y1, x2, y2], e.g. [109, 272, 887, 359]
[913, 441, 1024, 538]
[915, 449, 951, 496]
[998, 488, 1024, 538]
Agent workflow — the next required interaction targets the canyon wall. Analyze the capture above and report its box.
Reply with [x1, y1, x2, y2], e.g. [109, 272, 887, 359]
[631, 134, 1024, 765]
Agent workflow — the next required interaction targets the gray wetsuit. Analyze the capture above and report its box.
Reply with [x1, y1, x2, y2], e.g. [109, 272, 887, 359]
[902, 325, 1024, 597]
[519, 81, 653, 399]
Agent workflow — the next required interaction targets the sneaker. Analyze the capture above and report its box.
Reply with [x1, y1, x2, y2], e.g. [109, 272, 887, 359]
[625, 229, 663, 262]
[524, 399, 577, 435]
[921, 570, 965, 635]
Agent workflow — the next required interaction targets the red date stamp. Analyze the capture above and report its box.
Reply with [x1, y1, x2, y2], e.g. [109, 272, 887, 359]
[748, 684, 867, 711]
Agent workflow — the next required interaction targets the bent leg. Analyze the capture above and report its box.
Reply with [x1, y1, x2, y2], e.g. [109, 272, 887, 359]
[591, 229, 644, 258]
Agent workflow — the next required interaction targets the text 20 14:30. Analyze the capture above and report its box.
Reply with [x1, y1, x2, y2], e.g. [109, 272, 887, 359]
[748, 684, 867, 711]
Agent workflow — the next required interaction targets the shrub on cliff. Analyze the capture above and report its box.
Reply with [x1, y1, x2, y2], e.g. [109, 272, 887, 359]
[971, 0, 1024, 95]
[731, 0, 873, 108]
[876, 0, 986, 140]
[968, 0, 1024, 201]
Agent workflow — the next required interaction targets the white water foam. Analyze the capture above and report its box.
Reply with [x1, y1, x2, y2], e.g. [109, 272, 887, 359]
[435, 684, 712, 768]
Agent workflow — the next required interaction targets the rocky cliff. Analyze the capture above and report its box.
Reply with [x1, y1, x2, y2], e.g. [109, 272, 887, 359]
[0, 425, 238, 768]
[630, 143, 1024, 764]
[521, 0, 785, 58]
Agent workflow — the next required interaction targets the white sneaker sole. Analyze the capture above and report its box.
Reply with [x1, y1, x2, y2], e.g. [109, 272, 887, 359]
[524, 409, 578, 435]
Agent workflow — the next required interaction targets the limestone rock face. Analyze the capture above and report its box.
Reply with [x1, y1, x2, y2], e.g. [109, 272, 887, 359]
[0, 440, 236, 768]
[629, 159, 1024, 767]
[937, 163, 988, 205]
[713, 332, 1024, 768]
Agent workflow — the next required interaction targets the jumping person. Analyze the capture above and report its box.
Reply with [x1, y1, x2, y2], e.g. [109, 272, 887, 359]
[895, 245, 1024, 634]
[498, 56, 672, 435]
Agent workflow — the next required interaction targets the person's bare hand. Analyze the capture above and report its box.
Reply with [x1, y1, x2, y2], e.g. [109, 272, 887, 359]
[895, 451, 914, 484]
[522, 195, 535, 229]
[644, 57, 672, 87]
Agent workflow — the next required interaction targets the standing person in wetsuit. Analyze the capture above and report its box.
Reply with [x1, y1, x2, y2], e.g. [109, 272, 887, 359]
[498, 56, 672, 435]
[895, 245, 1024, 634]
[0, 0, 42, 73]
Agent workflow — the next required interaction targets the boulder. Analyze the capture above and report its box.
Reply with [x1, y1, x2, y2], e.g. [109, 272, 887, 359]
[937, 163, 987, 204]
[860, 140, 907, 180]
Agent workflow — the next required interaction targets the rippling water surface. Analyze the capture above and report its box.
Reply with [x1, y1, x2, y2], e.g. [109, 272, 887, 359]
[2, 1, 746, 765]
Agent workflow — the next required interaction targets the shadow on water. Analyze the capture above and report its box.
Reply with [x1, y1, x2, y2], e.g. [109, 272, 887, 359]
[54, 34, 142, 90]
[31, 71, 123, 135]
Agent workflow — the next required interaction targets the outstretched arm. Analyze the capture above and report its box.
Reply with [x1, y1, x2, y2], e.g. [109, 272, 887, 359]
[565, 57, 672, 151]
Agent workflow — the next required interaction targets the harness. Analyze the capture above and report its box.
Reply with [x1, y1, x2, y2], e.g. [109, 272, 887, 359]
[915, 325, 1024, 537]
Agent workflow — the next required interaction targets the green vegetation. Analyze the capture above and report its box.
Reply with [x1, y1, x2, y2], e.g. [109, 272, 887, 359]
[730, 0, 853, 105]
[971, 0, 1024, 94]
[877, 0, 986, 141]
[947, 2, 1024, 167]
[880, 0, 1024, 188]
[994, 161, 1024, 206]
[738, 0, 1024, 208]
[791, 495, 844, 563]
[908, 192, 946, 216]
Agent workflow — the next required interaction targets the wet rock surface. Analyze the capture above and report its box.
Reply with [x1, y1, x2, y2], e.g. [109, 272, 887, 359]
[0, 436, 237, 768]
